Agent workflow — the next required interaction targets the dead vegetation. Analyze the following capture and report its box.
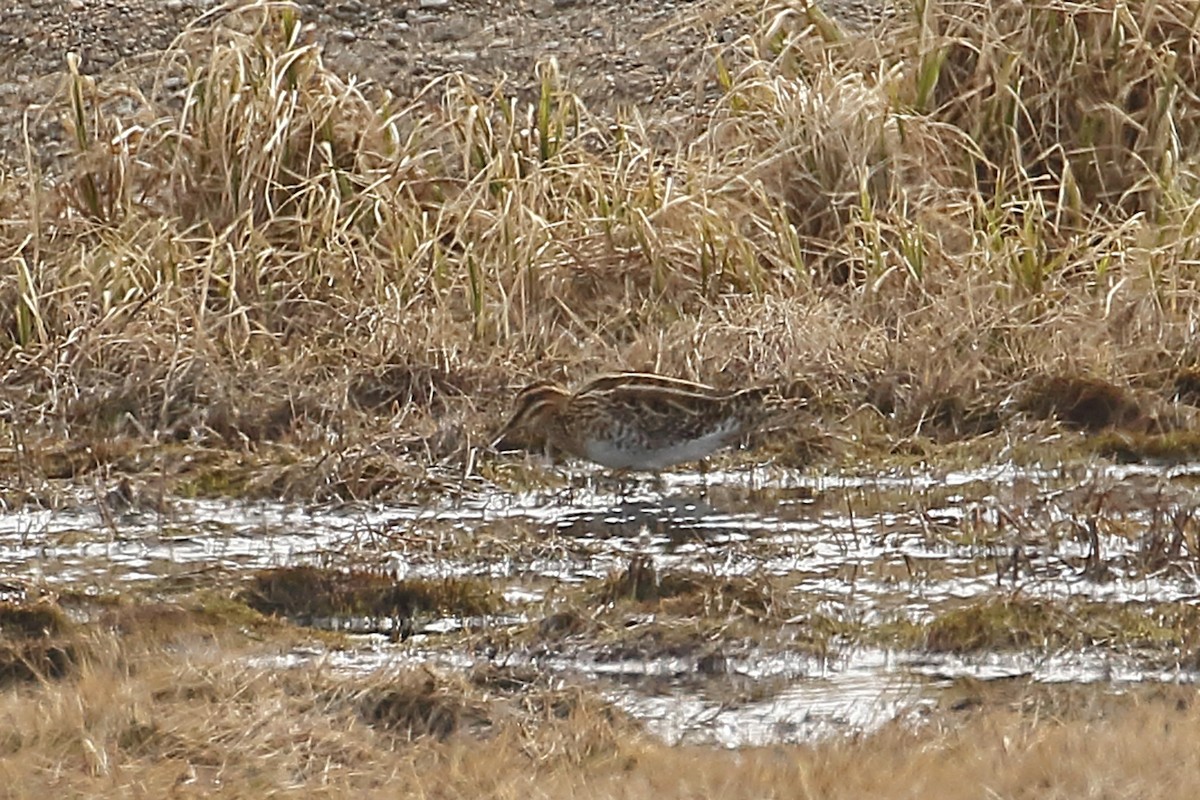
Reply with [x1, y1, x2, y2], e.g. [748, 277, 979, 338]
[591, 555, 780, 614]
[3, 608, 1200, 798]
[242, 565, 500, 631]
[902, 596, 1200, 656]
[0, 0, 1197, 497]
[0, 600, 80, 685]
[4, 0, 1200, 793]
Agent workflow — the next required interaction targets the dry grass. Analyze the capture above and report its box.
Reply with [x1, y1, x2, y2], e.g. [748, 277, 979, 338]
[2, 613, 1200, 798]
[5, 0, 1200, 788]
[0, 0, 1197, 497]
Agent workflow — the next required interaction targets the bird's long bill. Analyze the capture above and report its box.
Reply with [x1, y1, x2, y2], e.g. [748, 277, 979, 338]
[491, 413, 522, 450]
[491, 384, 569, 451]
[491, 398, 549, 451]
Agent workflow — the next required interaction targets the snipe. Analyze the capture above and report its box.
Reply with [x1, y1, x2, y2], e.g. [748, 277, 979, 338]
[492, 372, 778, 471]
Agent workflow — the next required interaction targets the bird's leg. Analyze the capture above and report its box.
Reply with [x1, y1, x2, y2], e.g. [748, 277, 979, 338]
[616, 469, 635, 502]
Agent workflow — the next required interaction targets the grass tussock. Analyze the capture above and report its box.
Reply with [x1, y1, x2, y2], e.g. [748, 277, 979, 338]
[241, 566, 500, 627]
[908, 596, 1200, 656]
[0, 614, 646, 796]
[0, 600, 80, 686]
[2, 0, 1200, 494]
[1019, 374, 1156, 432]
[917, 0, 1200, 216]
[1090, 428, 1200, 463]
[518, 557, 804, 663]
[4, 617, 1200, 797]
[593, 555, 781, 617]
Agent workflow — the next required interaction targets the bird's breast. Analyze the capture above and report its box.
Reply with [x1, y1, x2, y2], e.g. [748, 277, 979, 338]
[581, 418, 740, 470]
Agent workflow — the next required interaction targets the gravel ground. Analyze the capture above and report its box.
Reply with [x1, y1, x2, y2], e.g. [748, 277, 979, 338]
[0, 0, 891, 168]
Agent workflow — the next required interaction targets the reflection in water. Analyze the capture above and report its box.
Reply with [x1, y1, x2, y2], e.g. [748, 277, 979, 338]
[553, 494, 761, 545]
[250, 639, 1200, 748]
[4, 461, 1200, 744]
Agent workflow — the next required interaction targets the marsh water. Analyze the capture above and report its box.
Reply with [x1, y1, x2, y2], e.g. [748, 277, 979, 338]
[4, 460, 1200, 746]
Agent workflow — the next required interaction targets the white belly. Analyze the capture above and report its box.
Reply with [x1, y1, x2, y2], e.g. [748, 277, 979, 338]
[582, 426, 736, 470]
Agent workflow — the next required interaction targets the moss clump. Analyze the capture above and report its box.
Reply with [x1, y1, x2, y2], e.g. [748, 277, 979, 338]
[354, 672, 493, 741]
[1173, 367, 1200, 407]
[591, 556, 778, 617]
[1019, 376, 1148, 433]
[1088, 430, 1200, 464]
[241, 566, 500, 623]
[910, 599, 1200, 655]
[0, 601, 69, 638]
[921, 598, 1070, 653]
[0, 600, 80, 685]
[176, 465, 254, 499]
[592, 556, 703, 605]
[97, 596, 272, 641]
